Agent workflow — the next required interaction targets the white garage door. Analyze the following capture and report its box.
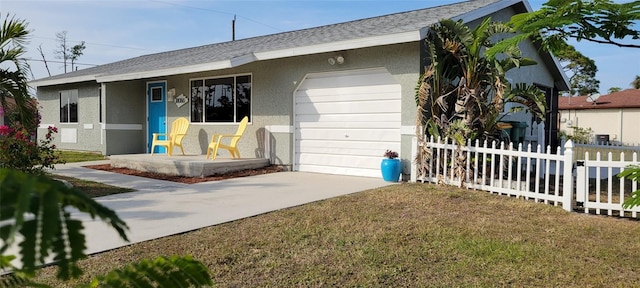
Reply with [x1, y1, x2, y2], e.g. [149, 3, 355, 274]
[294, 68, 401, 177]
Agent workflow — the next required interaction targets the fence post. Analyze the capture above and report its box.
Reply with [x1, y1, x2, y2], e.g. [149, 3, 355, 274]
[575, 160, 586, 205]
[562, 140, 574, 211]
[411, 136, 418, 183]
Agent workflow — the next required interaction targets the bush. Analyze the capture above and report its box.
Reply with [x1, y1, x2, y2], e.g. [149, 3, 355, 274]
[0, 124, 64, 174]
[559, 126, 592, 143]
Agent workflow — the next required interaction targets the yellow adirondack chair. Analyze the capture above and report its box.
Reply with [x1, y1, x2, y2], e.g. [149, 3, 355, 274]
[151, 117, 189, 156]
[206, 116, 249, 160]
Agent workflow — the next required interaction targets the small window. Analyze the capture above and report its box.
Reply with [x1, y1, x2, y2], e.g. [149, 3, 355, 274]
[190, 74, 251, 123]
[150, 87, 163, 102]
[60, 89, 78, 123]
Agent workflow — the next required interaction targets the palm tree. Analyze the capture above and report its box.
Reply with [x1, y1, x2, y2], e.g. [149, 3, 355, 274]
[632, 75, 640, 89]
[416, 18, 545, 143]
[0, 14, 37, 131]
[415, 18, 546, 184]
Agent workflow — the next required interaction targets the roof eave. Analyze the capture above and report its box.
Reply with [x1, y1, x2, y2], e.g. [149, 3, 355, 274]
[255, 31, 421, 61]
[29, 74, 98, 88]
[96, 54, 257, 83]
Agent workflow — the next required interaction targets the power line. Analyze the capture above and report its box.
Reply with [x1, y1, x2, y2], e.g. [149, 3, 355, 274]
[31, 36, 160, 52]
[25, 58, 99, 67]
[148, 0, 285, 33]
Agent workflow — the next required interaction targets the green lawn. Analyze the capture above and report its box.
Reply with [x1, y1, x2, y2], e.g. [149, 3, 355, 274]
[33, 183, 640, 287]
[57, 150, 107, 163]
[52, 150, 134, 197]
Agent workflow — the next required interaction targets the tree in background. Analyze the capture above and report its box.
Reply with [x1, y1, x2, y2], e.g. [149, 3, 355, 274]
[69, 41, 85, 72]
[55, 31, 86, 73]
[632, 75, 640, 89]
[501, 0, 640, 53]
[608, 87, 622, 93]
[555, 43, 600, 95]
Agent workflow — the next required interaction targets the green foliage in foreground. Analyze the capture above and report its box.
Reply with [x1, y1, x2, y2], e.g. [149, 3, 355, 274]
[0, 169, 212, 287]
[81, 255, 212, 288]
[619, 165, 640, 209]
[0, 168, 129, 279]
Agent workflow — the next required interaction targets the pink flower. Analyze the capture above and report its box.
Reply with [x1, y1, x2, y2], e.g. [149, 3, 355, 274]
[48, 126, 58, 133]
[0, 125, 11, 136]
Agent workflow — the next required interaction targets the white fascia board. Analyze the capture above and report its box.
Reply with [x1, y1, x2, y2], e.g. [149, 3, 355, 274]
[230, 53, 257, 67]
[96, 60, 233, 82]
[254, 31, 421, 60]
[550, 53, 571, 90]
[29, 74, 98, 88]
[96, 54, 257, 83]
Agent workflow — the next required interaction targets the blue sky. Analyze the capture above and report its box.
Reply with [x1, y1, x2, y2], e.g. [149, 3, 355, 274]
[2, 0, 639, 94]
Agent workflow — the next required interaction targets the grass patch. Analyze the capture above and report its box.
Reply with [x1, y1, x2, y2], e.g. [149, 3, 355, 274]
[32, 183, 640, 287]
[51, 151, 132, 197]
[57, 150, 106, 163]
[52, 174, 135, 198]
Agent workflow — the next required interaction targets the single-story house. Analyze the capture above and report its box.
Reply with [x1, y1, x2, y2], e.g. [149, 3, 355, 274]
[31, 0, 569, 179]
[559, 89, 640, 145]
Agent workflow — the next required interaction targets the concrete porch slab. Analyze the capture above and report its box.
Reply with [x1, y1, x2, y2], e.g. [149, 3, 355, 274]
[109, 154, 270, 177]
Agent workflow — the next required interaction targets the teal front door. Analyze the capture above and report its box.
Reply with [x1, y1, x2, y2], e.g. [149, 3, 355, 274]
[147, 82, 166, 153]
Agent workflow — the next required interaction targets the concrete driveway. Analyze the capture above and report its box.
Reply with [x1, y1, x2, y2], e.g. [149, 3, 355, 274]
[52, 161, 393, 255]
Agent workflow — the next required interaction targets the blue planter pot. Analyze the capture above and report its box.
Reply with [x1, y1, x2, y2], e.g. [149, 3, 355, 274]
[381, 158, 402, 182]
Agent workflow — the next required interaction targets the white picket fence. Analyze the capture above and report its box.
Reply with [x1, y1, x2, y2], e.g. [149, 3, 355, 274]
[411, 136, 640, 218]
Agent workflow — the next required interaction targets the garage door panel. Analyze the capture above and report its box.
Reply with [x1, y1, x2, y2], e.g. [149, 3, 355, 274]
[294, 68, 401, 178]
[295, 113, 400, 123]
[296, 85, 401, 103]
[297, 140, 400, 151]
[296, 146, 393, 158]
[300, 71, 398, 89]
[295, 165, 380, 178]
[297, 120, 400, 129]
[298, 154, 382, 169]
[297, 128, 400, 142]
[296, 100, 400, 115]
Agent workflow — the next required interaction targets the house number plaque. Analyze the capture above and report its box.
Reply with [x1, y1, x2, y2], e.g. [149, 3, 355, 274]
[175, 94, 188, 108]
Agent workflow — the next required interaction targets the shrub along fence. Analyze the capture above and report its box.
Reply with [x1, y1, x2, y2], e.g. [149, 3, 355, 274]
[411, 136, 640, 218]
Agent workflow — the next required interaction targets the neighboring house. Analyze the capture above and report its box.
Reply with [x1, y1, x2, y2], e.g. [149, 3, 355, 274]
[559, 89, 640, 145]
[0, 98, 36, 129]
[30, 0, 568, 179]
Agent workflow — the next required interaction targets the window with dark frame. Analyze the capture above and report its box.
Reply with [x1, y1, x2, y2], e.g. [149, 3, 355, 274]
[98, 86, 102, 123]
[59, 89, 78, 123]
[190, 75, 251, 123]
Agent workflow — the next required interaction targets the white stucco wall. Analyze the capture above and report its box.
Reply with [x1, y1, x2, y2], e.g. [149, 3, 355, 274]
[36, 82, 103, 153]
[559, 108, 640, 145]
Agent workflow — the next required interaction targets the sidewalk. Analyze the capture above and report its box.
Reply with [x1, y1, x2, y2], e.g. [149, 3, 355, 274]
[50, 161, 393, 255]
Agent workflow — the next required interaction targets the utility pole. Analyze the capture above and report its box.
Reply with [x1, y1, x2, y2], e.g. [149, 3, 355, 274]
[232, 15, 236, 41]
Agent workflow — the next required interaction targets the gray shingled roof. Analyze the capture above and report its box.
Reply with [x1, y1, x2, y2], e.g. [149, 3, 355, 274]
[32, 0, 503, 85]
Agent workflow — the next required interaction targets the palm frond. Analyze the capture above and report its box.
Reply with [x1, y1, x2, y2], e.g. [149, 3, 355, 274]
[0, 169, 129, 279]
[83, 255, 213, 288]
